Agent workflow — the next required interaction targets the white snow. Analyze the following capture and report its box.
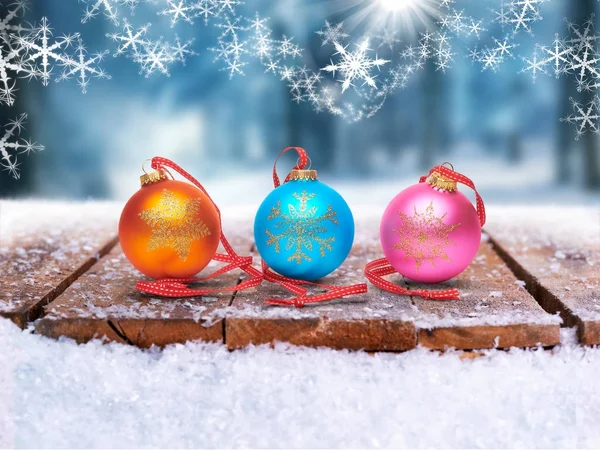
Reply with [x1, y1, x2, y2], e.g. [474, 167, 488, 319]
[412, 308, 562, 330]
[0, 318, 599, 448]
[321, 39, 390, 93]
[486, 206, 599, 251]
[0, 200, 121, 243]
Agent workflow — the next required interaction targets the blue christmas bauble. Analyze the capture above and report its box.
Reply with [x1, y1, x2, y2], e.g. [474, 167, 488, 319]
[254, 170, 355, 281]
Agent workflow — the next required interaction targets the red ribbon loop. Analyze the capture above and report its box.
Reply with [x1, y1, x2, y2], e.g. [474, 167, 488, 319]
[135, 157, 263, 298]
[261, 147, 368, 308]
[273, 146, 309, 188]
[419, 164, 486, 227]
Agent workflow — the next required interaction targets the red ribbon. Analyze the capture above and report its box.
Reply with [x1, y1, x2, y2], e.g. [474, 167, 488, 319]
[261, 147, 368, 307]
[364, 258, 460, 301]
[419, 165, 486, 227]
[364, 164, 485, 302]
[135, 157, 263, 298]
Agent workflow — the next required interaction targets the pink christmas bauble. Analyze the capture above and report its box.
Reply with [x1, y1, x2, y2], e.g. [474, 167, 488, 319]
[380, 182, 481, 284]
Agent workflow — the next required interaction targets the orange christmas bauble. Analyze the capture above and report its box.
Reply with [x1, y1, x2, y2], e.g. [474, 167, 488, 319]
[118, 170, 221, 279]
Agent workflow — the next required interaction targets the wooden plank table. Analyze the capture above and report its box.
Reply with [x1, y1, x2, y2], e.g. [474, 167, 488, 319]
[0, 201, 119, 328]
[486, 206, 600, 345]
[226, 243, 418, 351]
[411, 237, 560, 349]
[227, 237, 559, 351]
[35, 224, 252, 347]
[2, 202, 595, 351]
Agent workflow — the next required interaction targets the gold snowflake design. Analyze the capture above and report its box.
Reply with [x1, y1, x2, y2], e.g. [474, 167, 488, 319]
[266, 191, 339, 264]
[393, 202, 461, 271]
[138, 189, 211, 260]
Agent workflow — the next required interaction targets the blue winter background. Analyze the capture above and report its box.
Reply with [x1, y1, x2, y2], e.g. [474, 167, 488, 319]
[1, 0, 599, 207]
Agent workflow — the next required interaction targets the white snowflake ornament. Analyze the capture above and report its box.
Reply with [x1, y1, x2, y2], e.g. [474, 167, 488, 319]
[0, 34, 37, 106]
[322, 39, 389, 93]
[0, 0, 32, 41]
[0, 113, 43, 180]
[561, 96, 600, 140]
[316, 21, 348, 48]
[106, 19, 152, 59]
[13, 17, 79, 86]
[57, 39, 111, 94]
[80, 0, 127, 25]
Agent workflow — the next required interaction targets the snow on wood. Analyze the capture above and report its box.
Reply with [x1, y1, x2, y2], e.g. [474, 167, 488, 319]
[23, 207, 561, 351]
[36, 239, 249, 347]
[486, 206, 600, 345]
[0, 200, 119, 327]
[413, 239, 561, 350]
[228, 216, 560, 351]
[226, 242, 418, 351]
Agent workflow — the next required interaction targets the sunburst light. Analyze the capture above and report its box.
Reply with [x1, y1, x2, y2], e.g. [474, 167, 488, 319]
[333, 0, 443, 38]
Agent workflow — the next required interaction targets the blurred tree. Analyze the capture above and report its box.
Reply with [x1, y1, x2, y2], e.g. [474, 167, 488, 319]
[556, 78, 574, 183]
[507, 77, 525, 164]
[304, 35, 335, 171]
[382, 94, 402, 168]
[580, 0, 600, 190]
[420, 58, 441, 170]
[556, 0, 575, 183]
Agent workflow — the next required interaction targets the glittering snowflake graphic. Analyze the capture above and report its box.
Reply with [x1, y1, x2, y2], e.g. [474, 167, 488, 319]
[0, 0, 32, 41]
[106, 19, 152, 59]
[136, 39, 176, 77]
[0, 9, 114, 102]
[561, 95, 600, 140]
[80, 0, 135, 25]
[517, 15, 597, 87]
[207, 12, 302, 79]
[57, 38, 111, 93]
[393, 202, 461, 272]
[316, 21, 348, 47]
[520, 46, 547, 82]
[506, 0, 547, 36]
[373, 27, 401, 51]
[534, 34, 572, 78]
[565, 16, 600, 92]
[0, 34, 35, 106]
[266, 191, 338, 264]
[322, 39, 389, 93]
[138, 189, 211, 260]
[159, 0, 201, 27]
[0, 113, 44, 180]
[471, 36, 518, 72]
[13, 17, 80, 86]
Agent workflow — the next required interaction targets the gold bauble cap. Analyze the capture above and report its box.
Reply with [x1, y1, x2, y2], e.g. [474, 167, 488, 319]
[289, 169, 318, 181]
[428, 171, 457, 192]
[140, 168, 170, 186]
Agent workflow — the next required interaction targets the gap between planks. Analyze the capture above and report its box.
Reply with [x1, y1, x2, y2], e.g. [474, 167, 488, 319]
[6, 236, 120, 328]
[222, 243, 256, 347]
[486, 232, 591, 342]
